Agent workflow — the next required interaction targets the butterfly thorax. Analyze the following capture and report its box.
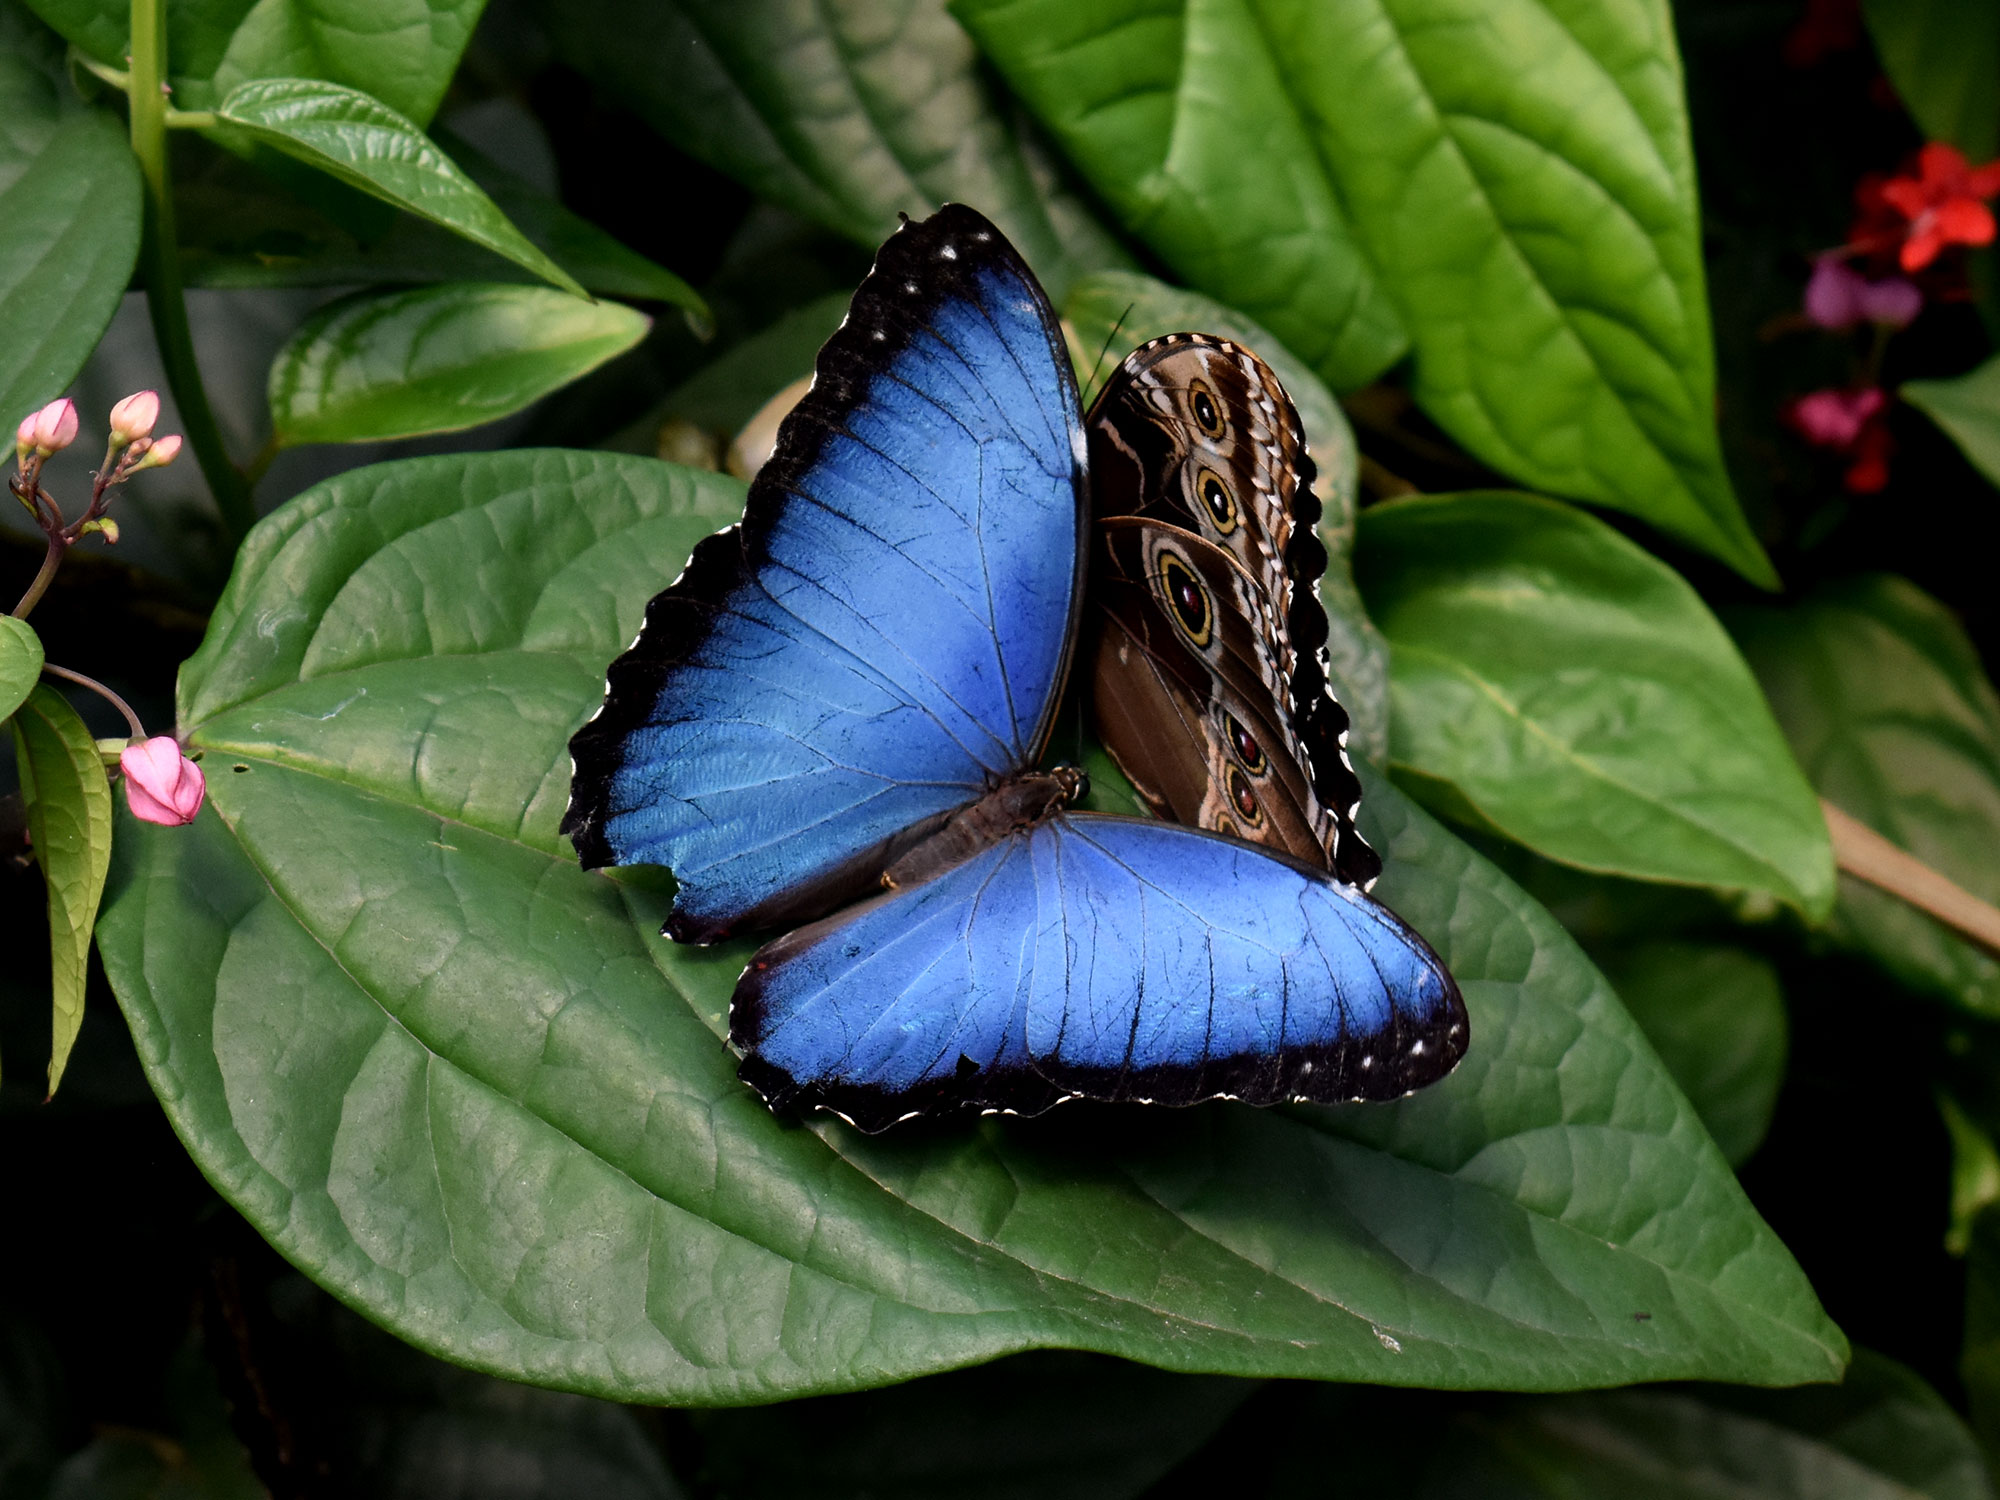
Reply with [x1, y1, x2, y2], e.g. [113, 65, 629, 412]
[880, 767, 1087, 892]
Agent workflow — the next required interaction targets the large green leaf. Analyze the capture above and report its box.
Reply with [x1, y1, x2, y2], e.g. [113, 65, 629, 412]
[1862, 0, 2000, 162]
[1356, 491, 1833, 917]
[532, 0, 1128, 302]
[94, 448, 1842, 1400]
[1907, 355, 2000, 492]
[1, 616, 42, 724]
[9, 684, 112, 1096]
[269, 283, 650, 446]
[956, 0, 1776, 586]
[955, 0, 1408, 391]
[1593, 941, 1786, 1169]
[0, 60, 139, 428]
[20, 0, 482, 123]
[1063, 268, 1388, 757]
[215, 78, 588, 299]
[1730, 577, 2000, 1018]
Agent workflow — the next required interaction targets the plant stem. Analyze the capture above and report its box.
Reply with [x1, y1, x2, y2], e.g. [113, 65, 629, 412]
[40, 663, 147, 739]
[1823, 799, 2000, 955]
[127, 0, 255, 545]
[11, 537, 64, 620]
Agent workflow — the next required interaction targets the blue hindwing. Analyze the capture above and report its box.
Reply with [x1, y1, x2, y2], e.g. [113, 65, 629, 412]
[1023, 815, 1462, 1105]
[730, 814, 1465, 1130]
[564, 205, 1086, 942]
[732, 838, 1062, 1129]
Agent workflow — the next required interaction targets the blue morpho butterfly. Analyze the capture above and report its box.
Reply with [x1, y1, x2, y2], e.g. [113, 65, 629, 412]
[563, 204, 1466, 1132]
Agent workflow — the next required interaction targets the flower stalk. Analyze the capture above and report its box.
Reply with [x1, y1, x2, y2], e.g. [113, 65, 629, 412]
[10, 395, 180, 619]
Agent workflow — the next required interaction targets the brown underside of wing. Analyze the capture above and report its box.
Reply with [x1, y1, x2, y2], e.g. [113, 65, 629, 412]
[1091, 521, 1331, 867]
[1085, 332, 1379, 888]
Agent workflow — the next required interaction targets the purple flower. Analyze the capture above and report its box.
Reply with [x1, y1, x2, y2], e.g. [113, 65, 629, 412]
[1805, 255, 1923, 329]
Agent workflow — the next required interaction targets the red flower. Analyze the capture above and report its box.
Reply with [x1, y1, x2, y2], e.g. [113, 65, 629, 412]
[1876, 144, 2000, 271]
[1844, 420, 1893, 493]
[1785, 387, 1894, 493]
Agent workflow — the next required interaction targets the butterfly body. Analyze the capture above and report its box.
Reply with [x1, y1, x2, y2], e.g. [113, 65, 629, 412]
[565, 204, 1465, 1131]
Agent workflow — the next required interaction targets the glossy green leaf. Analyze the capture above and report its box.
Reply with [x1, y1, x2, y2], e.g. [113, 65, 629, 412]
[268, 284, 650, 446]
[215, 78, 588, 298]
[533, 0, 1128, 301]
[94, 447, 1842, 1401]
[956, 0, 1776, 586]
[20, 0, 482, 123]
[1063, 268, 1387, 757]
[1731, 576, 2000, 1018]
[955, 0, 1408, 391]
[9, 684, 112, 1096]
[1, 616, 42, 724]
[1356, 492, 1833, 917]
[169, 131, 705, 322]
[1593, 941, 1786, 1169]
[1863, 0, 2000, 162]
[693, 1352, 1249, 1500]
[0, 73, 139, 428]
[1907, 355, 2000, 492]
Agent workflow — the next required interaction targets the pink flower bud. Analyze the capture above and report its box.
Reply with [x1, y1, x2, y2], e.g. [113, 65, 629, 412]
[108, 390, 161, 445]
[21, 398, 78, 457]
[130, 433, 182, 471]
[120, 736, 205, 826]
[15, 412, 36, 463]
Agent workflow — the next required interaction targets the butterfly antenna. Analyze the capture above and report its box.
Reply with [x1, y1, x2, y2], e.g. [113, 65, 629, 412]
[1085, 303, 1137, 400]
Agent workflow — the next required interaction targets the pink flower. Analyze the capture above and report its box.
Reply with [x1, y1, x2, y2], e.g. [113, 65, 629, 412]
[129, 433, 181, 470]
[120, 737, 205, 826]
[1787, 387, 1885, 448]
[108, 390, 160, 445]
[15, 398, 78, 459]
[1804, 256, 1922, 329]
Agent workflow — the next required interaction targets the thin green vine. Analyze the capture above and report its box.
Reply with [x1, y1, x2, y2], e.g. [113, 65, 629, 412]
[127, 0, 255, 543]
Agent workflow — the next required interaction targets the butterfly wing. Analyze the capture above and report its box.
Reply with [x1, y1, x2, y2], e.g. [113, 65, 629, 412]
[1023, 815, 1460, 1105]
[732, 838, 1063, 1131]
[565, 205, 1087, 942]
[1093, 518, 1329, 862]
[1087, 334, 1378, 887]
[730, 812, 1464, 1129]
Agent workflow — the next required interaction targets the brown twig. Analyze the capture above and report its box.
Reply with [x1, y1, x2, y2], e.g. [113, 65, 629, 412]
[1823, 798, 2000, 956]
